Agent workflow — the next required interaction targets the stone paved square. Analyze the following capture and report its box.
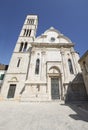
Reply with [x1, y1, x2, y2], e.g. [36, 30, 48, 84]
[0, 101, 88, 130]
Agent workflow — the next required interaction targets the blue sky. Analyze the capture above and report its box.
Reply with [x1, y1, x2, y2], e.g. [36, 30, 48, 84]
[0, 0, 88, 64]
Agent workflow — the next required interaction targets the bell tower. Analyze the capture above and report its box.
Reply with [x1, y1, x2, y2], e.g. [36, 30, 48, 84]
[7, 15, 38, 74]
[14, 15, 38, 52]
[20, 15, 38, 39]
[1, 15, 38, 99]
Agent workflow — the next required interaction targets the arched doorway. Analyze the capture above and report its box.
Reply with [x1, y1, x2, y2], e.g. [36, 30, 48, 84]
[48, 66, 62, 100]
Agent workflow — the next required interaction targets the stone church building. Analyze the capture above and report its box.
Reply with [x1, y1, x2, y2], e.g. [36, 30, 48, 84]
[1, 15, 84, 101]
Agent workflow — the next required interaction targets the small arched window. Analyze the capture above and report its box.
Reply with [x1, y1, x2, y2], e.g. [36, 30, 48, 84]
[68, 59, 74, 74]
[19, 42, 23, 52]
[35, 59, 40, 74]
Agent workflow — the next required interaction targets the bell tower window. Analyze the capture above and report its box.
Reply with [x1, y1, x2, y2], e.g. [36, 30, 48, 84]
[29, 29, 32, 37]
[26, 29, 29, 36]
[23, 42, 27, 52]
[23, 29, 32, 37]
[17, 59, 21, 67]
[23, 29, 26, 36]
[19, 42, 23, 52]
[27, 19, 34, 25]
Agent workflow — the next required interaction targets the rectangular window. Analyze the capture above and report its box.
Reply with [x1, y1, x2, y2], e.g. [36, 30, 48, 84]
[7, 84, 16, 98]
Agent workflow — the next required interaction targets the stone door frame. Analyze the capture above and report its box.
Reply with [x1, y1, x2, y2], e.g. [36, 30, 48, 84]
[51, 77, 60, 100]
[47, 66, 63, 100]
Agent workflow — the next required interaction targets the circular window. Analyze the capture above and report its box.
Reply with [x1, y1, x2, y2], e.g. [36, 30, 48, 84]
[50, 37, 55, 42]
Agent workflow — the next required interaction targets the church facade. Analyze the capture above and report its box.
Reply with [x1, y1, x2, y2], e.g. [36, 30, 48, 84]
[1, 15, 81, 101]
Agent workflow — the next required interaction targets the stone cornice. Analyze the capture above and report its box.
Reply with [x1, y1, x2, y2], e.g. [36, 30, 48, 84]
[40, 35, 47, 38]
[14, 52, 29, 54]
[6, 73, 27, 75]
[31, 42, 74, 48]
[25, 81, 47, 85]
[46, 61, 61, 64]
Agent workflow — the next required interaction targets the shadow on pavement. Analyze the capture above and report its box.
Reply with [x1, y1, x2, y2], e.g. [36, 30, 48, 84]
[60, 102, 88, 122]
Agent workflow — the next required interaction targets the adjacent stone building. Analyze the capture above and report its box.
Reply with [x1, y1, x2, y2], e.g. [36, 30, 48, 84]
[0, 64, 8, 92]
[1, 15, 82, 101]
[79, 50, 88, 95]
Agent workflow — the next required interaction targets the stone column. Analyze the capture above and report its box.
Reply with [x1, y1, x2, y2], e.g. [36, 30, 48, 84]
[48, 76, 51, 100]
[70, 48, 78, 74]
[60, 47, 69, 100]
[28, 49, 35, 79]
[59, 75, 64, 100]
[41, 51, 46, 80]
[60, 47, 67, 82]
[26, 47, 32, 80]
